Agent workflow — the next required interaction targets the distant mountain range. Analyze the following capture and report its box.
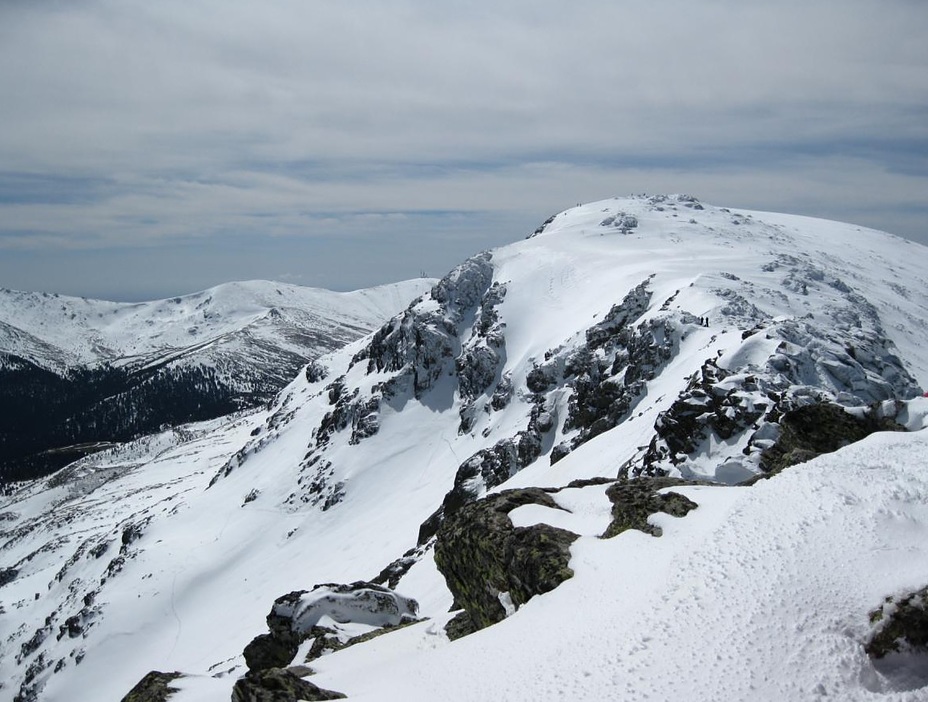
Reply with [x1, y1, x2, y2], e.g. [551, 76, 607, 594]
[0, 279, 433, 483]
[2, 195, 927, 702]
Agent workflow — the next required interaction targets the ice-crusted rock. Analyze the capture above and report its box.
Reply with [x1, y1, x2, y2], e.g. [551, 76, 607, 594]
[640, 357, 771, 476]
[433, 488, 578, 639]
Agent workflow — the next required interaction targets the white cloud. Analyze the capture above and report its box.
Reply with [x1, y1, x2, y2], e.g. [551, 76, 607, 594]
[0, 0, 926, 297]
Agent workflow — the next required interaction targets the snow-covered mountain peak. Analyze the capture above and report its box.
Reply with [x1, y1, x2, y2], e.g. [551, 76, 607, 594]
[2, 198, 927, 702]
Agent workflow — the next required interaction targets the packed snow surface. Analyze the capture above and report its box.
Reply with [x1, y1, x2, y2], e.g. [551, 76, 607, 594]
[1, 196, 927, 702]
[307, 430, 928, 702]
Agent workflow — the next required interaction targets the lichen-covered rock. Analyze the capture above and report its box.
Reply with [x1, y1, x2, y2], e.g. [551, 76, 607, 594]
[759, 402, 906, 475]
[231, 668, 345, 702]
[119, 671, 182, 702]
[602, 478, 698, 538]
[866, 586, 928, 658]
[433, 488, 578, 638]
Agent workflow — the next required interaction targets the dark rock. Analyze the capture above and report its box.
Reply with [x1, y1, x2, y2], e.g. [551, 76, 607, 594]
[759, 402, 906, 475]
[585, 279, 652, 351]
[371, 544, 429, 589]
[602, 478, 698, 538]
[529, 213, 558, 238]
[243, 633, 299, 672]
[444, 611, 478, 640]
[119, 671, 182, 702]
[231, 668, 345, 702]
[641, 358, 768, 475]
[0, 567, 18, 587]
[303, 618, 421, 664]
[437, 430, 543, 521]
[434, 488, 578, 638]
[866, 586, 928, 658]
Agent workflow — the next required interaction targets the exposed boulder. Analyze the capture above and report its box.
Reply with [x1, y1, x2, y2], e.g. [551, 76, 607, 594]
[866, 586, 928, 659]
[245, 582, 418, 672]
[119, 671, 182, 702]
[602, 478, 698, 538]
[759, 402, 906, 475]
[243, 634, 299, 673]
[433, 488, 579, 639]
[231, 668, 345, 702]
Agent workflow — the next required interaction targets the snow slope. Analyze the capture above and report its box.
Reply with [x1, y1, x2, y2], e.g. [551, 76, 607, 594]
[1, 195, 926, 702]
[306, 428, 928, 702]
[0, 278, 434, 483]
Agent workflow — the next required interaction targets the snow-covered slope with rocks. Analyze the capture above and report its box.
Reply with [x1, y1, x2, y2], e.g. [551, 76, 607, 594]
[0, 279, 433, 483]
[1, 195, 927, 702]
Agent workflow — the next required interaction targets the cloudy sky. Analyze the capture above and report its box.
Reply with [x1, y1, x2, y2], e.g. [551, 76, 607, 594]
[1, 0, 926, 301]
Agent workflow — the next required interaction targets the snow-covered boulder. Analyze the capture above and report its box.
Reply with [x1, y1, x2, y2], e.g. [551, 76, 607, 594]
[271, 582, 419, 635]
[243, 581, 419, 673]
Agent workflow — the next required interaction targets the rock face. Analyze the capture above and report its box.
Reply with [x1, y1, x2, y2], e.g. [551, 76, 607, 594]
[866, 586, 928, 659]
[119, 671, 182, 702]
[433, 488, 579, 639]
[231, 668, 345, 702]
[759, 402, 906, 475]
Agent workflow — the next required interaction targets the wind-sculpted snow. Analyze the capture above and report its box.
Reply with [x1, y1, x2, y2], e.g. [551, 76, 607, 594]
[2, 195, 928, 702]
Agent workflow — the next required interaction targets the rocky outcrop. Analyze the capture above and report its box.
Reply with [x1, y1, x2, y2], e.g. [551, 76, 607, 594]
[351, 252, 495, 399]
[244, 582, 418, 672]
[866, 586, 928, 658]
[640, 358, 771, 476]
[231, 668, 345, 702]
[456, 281, 507, 433]
[119, 671, 182, 702]
[602, 478, 699, 538]
[433, 488, 579, 639]
[759, 402, 906, 476]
